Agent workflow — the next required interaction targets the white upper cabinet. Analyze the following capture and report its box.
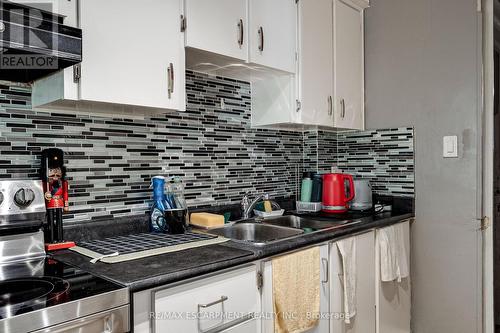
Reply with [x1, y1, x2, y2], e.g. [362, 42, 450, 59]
[297, 0, 334, 127]
[184, 0, 248, 61]
[79, 0, 185, 110]
[254, 0, 367, 129]
[248, 0, 297, 73]
[32, 0, 186, 112]
[184, 0, 296, 73]
[333, 0, 366, 130]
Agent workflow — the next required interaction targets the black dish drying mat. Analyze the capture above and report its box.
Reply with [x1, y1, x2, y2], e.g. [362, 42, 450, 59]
[76, 232, 219, 256]
[70, 232, 229, 263]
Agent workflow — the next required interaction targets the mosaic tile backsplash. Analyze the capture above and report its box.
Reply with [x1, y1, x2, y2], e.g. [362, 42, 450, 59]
[304, 128, 415, 196]
[0, 70, 413, 223]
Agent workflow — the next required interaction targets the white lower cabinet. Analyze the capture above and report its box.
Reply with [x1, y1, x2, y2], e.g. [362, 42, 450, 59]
[134, 265, 261, 333]
[132, 221, 411, 333]
[375, 220, 411, 333]
[261, 245, 330, 333]
[330, 220, 411, 333]
[330, 231, 376, 333]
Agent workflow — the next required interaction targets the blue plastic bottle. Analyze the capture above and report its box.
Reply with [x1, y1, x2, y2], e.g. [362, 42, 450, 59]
[150, 176, 169, 232]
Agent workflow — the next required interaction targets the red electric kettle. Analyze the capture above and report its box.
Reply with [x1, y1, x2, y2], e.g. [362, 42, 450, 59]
[322, 173, 355, 213]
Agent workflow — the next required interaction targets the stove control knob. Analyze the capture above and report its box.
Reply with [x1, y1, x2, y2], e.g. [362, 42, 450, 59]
[14, 188, 35, 208]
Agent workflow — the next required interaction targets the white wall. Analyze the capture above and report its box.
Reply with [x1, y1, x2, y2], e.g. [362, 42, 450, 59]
[364, 0, 483, 332]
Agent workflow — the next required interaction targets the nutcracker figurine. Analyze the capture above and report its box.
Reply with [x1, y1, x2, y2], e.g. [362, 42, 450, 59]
[41, 148, 69, 243]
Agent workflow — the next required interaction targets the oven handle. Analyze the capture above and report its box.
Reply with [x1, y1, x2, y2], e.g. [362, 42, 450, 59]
[32, 305, 129, 333]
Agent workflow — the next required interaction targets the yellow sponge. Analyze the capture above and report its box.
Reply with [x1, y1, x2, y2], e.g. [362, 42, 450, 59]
[190, 212, 225, 228]
[264, 200, 272, 213]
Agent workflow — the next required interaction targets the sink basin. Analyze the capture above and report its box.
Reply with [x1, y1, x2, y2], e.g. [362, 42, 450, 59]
[207, 223, 304, 246]
[262, 215, 363, 231]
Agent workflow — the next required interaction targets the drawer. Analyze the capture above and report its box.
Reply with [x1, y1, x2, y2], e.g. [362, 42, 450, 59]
[153, 265, 260, 333]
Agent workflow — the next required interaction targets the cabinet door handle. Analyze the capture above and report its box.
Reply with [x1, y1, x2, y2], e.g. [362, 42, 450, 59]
[73, 63, 81, 83]
[258, 26, 264, 52]
[237, 19, 244, 47]
[328, 96, 333, 116]
[167, 63, 174, 98]
[340, 98, 346, 119]
[321, 258, 329, 283]
[180, 14, 186, 32]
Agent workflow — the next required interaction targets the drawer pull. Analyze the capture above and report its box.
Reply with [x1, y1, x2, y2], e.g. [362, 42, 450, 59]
[198, 295, 228, 309]
[202, 313, 255, 333]
[197, 296, 228, 333]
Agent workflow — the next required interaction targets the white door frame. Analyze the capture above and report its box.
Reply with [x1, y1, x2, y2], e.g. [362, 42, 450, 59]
[481, 0, 494, 332]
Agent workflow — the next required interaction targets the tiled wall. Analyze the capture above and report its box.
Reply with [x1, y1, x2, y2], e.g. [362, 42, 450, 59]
[0, 71, 303, 223]
[0, 71, 414, 223]
[304, 128, 415, 196]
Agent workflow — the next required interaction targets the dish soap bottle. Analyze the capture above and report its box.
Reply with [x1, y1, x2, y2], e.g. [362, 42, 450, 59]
[150, 176, 169, 232]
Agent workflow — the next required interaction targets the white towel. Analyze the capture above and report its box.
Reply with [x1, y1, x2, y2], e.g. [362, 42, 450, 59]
[395, 223, 409, 280]
[336, 237, 357, 324]
[378, 223, 409, 282]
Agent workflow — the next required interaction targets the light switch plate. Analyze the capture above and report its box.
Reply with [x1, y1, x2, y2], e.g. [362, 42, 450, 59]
[443, 135, 458, 158]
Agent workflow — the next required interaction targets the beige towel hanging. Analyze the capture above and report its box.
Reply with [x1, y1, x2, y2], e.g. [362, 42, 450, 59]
[273, 247, 320, 333]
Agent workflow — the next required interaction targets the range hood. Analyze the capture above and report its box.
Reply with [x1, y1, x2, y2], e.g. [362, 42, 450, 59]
[0, 0, 82, 82]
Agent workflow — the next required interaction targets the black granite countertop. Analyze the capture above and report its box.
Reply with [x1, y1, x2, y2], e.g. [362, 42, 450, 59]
[51, 210, 413, 292]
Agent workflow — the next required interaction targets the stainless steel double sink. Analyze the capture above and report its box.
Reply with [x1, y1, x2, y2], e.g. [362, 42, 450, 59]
[206, 215, 363, 246]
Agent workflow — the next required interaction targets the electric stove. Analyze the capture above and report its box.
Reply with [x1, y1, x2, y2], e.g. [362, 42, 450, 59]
[0, 180, 129, 332]
[0, 257, 123, 319]
[0, 232, 130, 333]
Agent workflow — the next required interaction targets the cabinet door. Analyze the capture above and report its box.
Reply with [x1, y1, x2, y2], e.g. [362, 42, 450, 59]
[330, 231, 376, 333]
[185, 0, 247, 61]
[333, 0, 365, 130]
[375, 221, 411, 333]
[248, 0, 296, 73]
[79, 0, 185, 110]
[153, 265, 260, 333]
[297, 0, 334, 126]
[261, 245, 329, 333]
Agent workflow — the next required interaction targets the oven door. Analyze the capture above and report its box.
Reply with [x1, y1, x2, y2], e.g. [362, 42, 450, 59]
[32, 305, 129, 333]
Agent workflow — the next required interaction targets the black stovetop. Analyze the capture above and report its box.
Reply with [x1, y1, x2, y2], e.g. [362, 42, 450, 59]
[0, 257, 122, 319]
